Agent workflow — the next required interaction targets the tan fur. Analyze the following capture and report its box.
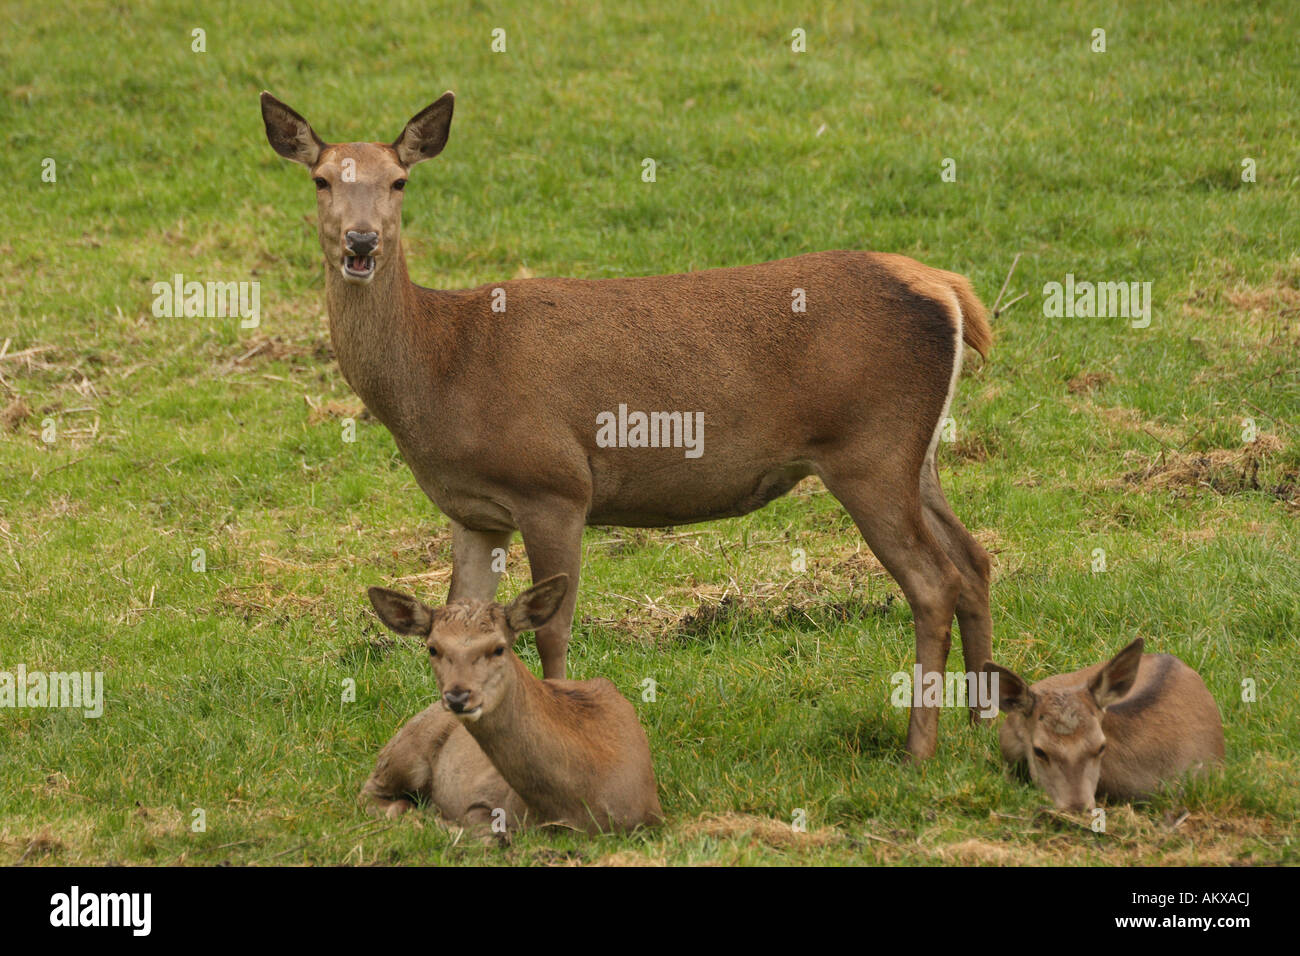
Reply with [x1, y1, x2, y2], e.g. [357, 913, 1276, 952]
[983, 639, 1225, 811]
[262, 91, 995, 759]
[361, 576, 663, 835]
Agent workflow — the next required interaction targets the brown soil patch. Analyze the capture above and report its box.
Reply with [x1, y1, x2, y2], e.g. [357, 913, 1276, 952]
[935, 838, 1021, 865]
[217, 581, 325, 621]
[950, 434, 993, 462]
[1092, 405, 1184, 444]
[1, 396, 30, 430]
[217, 334, 330, 375]
[1120, 433, 1293, 503]
[1067, 370, 1114, 394]
[678, 812, 844, 849]
[304, 395, 368, 424]
[134, 805, 186, 840]
[593, 850, 668, 867]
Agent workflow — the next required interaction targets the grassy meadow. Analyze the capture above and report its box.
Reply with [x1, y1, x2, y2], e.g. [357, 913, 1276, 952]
[0, 0, 1297, 865]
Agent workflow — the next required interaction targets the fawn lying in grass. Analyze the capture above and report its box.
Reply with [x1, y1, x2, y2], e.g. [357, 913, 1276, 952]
[361, 574, 663, 835]
[982, 638, 1224, 811]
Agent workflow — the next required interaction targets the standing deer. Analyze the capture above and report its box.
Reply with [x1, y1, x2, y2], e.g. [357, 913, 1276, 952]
[982, 638, 1225, 811]
[362, 574, 663, 835]
[261, 90, 994, 758]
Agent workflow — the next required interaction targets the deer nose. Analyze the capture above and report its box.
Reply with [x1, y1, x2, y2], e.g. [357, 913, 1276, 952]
[345, 231, 379, 256]
[443, 688, 472, 712]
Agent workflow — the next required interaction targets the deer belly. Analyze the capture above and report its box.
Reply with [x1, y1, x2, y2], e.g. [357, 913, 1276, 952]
[587, 459, 815, 526]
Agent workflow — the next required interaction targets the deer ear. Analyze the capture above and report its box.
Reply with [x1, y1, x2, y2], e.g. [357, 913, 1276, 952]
[982, 661, 1035, 716]
[261, 92, 324, 167]
[504, 574, 569, 635]
[368, 587, 434, 636]
[1090, 638, 1144, 708]
[393, 92, 454, 166]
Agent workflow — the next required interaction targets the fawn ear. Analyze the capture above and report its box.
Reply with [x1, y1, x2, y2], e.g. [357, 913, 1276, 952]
[261, 92, 325, 167]
[368, 587, 433, 636]
[982, 661, 1035, 716]
[504, 574, 569, 635]
[393, 92, 454, 167]
[1091, 637, 1144, 708]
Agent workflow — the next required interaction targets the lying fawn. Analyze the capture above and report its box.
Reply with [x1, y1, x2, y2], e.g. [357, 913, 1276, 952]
[982, 638, 1224, 811]
[361, 574, 663, 835]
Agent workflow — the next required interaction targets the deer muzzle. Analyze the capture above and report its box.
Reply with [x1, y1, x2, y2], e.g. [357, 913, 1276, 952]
[342, 231, 379, 282]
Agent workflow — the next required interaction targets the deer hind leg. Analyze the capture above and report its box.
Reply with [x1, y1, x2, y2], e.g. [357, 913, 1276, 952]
[920, 457, 994, 723]
[821, 473, 962, 761]
[448, 521, 515, 603]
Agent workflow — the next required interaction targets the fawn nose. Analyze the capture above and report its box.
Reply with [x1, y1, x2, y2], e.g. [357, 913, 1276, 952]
[443, 688, 472, 712]
[345, 231, 379, 256]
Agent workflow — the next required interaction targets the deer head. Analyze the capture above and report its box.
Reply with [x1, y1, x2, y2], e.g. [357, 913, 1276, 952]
[368, 575, 569, 721]
[260, 91, 454, 286]
[983, 638, 1145, 811]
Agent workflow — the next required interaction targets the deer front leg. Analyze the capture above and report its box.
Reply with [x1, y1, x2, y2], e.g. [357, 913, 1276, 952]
[447, 521, 514, 603]
[514, 503, 586, 680]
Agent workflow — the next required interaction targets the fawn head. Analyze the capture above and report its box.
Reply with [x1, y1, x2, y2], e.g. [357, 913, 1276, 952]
[983, 638, 1144, 811]
[260, 91, 454, 286]
[368, 575, 569, 722]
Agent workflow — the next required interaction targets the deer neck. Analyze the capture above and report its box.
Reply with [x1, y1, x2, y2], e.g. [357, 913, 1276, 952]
[464, 657, 584, 813]
[323, 240, 434, 426]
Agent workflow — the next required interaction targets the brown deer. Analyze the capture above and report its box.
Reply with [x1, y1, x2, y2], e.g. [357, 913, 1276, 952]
[982, 639, 1225, 811]
[261, 91, 994, 759]
[361, 574, 663, 835]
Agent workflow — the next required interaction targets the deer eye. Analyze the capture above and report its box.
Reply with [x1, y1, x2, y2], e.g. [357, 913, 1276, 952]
[392, 179, 407, 191]
[427, 646, 438, 658]
[1096, 743, 1107, 756]
[492, 646, 506, 658]
[1032, 747, 1049, 763]
[313, 177, 329, 190]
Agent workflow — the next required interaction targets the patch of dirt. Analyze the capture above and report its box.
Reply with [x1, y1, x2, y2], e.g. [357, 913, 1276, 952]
[935, 838, 1022, 865]
[1, 395, 30, 430]
[133, 804, 186, 840]
[217, 582, 325, 621]
[1223, 279, 1300, 333]
[304, 396, 369, 425]
[1092, 405, 1184, 444]
[950, 433, 994, 462]
[1181, 261, 1300, 376]
[587, 525, 1006, 638]
[372, 523, 457, 571]
[2, 825, 64, 863]
[593, 850, 668, 867]
[1067, 370, 1114, 394]
[1119, 433, 1294, 504]
[217, 334, 331, 375]
[678, 812, 844, 849]
[40, 772, 73, 798]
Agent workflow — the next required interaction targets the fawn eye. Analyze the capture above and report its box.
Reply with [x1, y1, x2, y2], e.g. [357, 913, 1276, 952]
[392, 179, 407, 191]
[492, 646, 506, 657]
[1096, 743, 1107, 756]
[427, 646, 438, 658]
[313, 177, 329, 190]
[1032, 747, 1049, 762]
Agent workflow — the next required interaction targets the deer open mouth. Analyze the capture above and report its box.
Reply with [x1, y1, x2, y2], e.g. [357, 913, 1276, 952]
[342, 255, 376, 282]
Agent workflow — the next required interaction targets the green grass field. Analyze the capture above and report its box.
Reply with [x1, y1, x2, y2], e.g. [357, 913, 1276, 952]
[1, 0, 1296, 865]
